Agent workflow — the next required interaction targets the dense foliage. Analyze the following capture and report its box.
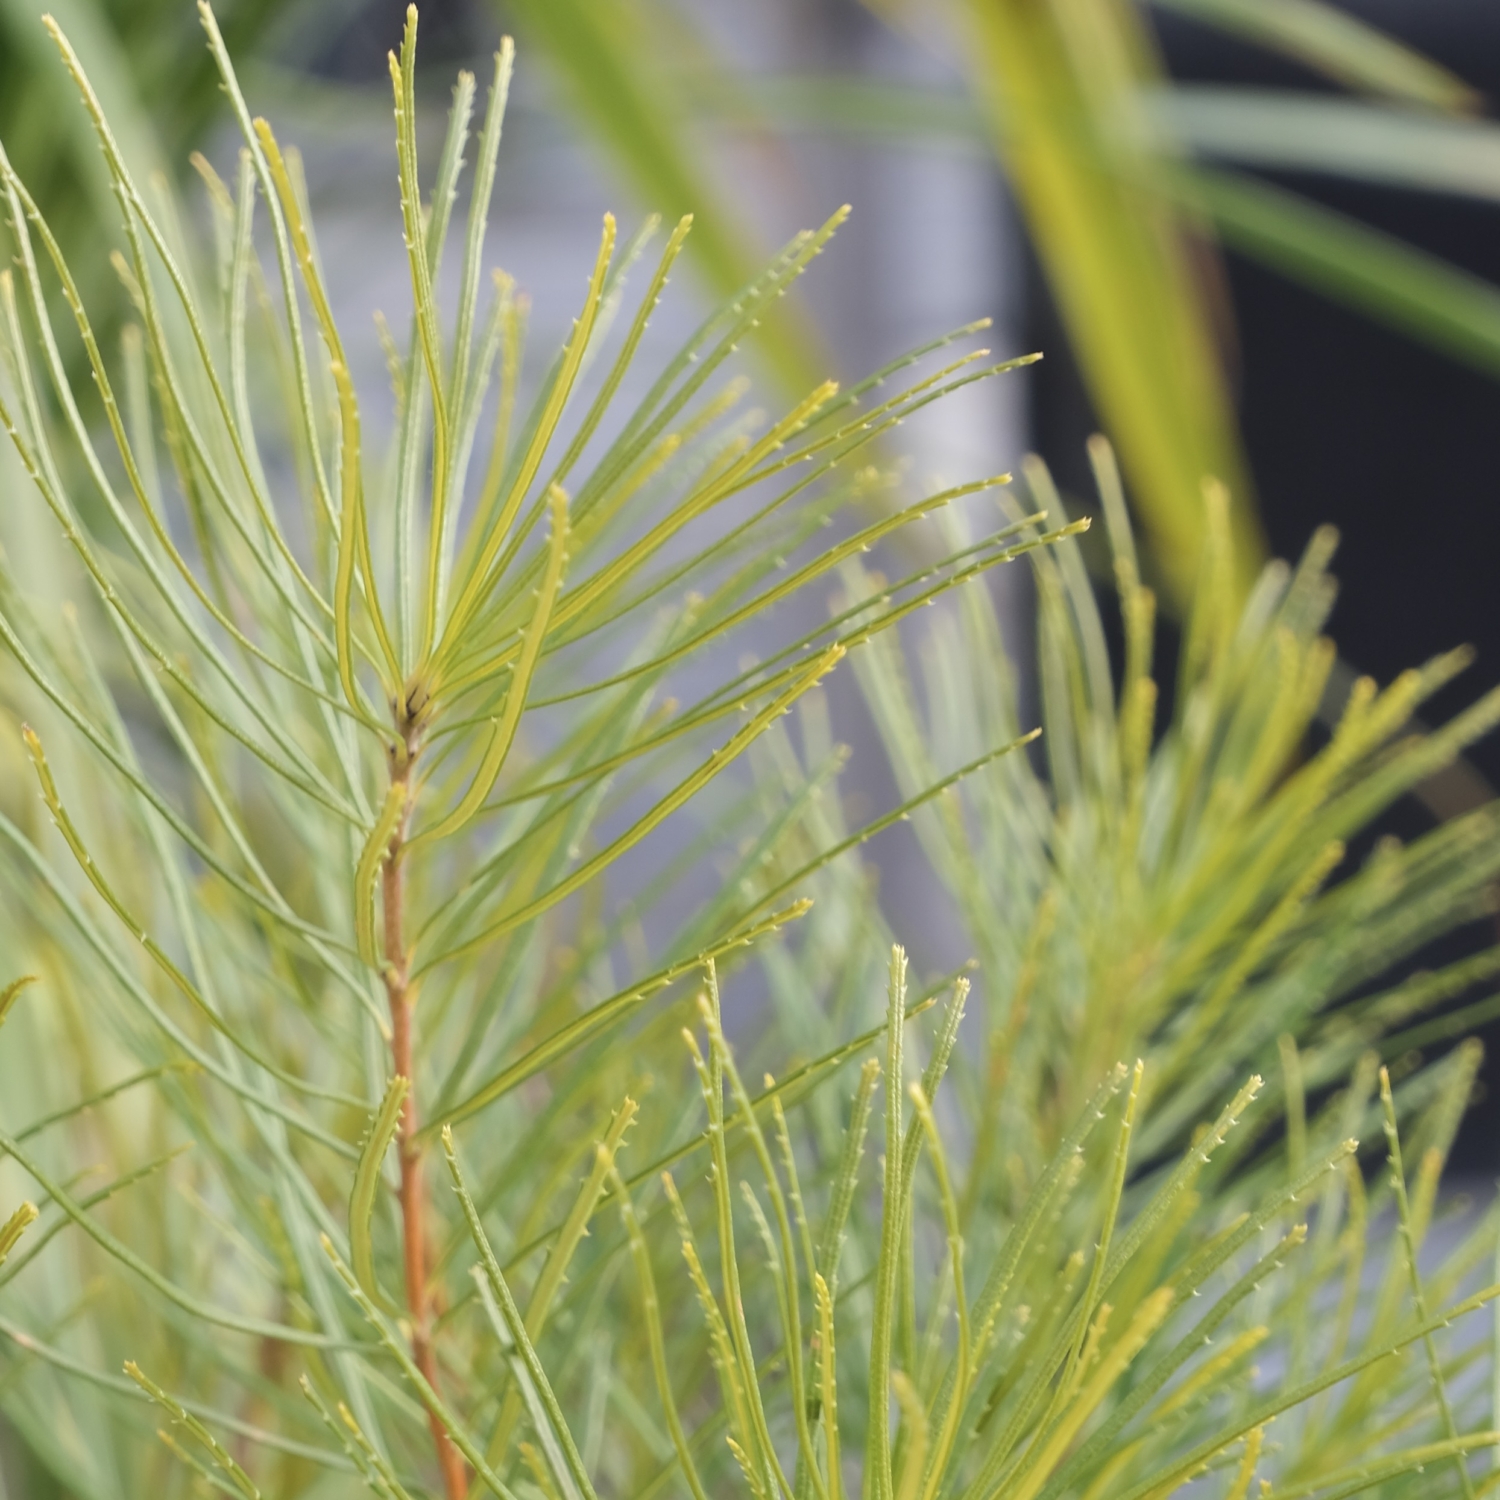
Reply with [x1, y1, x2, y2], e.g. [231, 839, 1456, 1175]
[2, 9, 1499, 1499]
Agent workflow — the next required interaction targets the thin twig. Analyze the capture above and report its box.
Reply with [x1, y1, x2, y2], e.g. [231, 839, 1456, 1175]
[385, 713, 466, 1500]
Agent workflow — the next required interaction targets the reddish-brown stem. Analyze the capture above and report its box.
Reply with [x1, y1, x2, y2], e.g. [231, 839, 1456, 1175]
[384, 739, 467, 1500]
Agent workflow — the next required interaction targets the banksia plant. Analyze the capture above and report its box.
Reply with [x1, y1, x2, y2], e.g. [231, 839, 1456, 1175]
[1, 6, 1499, 1500]
[0, 4, 1055, 1491]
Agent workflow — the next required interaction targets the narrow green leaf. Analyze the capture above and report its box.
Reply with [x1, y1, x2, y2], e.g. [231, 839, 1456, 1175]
[686, 519, 1087, 738]
[1154, 0, 1478, 111]
[1062, 1063, 1143, 1412]
[349, 1075, 410, 1305]
[320, 1235, 522, 1497]
[20, 725, 361, 1098]
[15, 1064, 193, 1143]
[480, 1097, 640, 1470]
[1177, 164, 1500, 379]
[442, 1131, 600, 1500]
[453, 43, 516, 409]
[818, 1057, 880, 1291]
[255, 117, 400, 689]
[959, 0, 1262, 609]
[743, 730, 1041, 928]
[684, 1007, 788, 1500]
[0, 1127, 341, 1347]
[417, 644, 842, 973]
[330, 357, 385, 714]
[199, 0, 336, 523]
[442, 216, 616, 661]
[0, 148, 349, 710]
[548, 379, 838, 645]
[866, 944, 909, 1500]
[0, 260, 356, 819]
[660, 1170, 759, 1491]
[1099, 1075, 1265, 1297]
[700, 976, 828, 1500]
[1157, 90, 1500, 204]
[908, 1079, 970, 1500]
[125, 1362, 262, 1500]
[299, 1376, 414, 1500]
[1007, 1289, 1176, 1500]
[0, 812, 360, 1157]
[1380, 1065, 1475, 1500]
[42, 16, 334, 615]
[525, 1096, 637, 1338]
[426, 899, 810, 1137]
[0, 1147, 190, 1292]
[355, 782, 409, 968]
[0, 1315, 349, 1467]
[539, 474, 1012, 707]
[575, 206, 844, 521]
[1033, 1226, 1309, 1500]
[0, 596, 356, 961]
[0, 1203, 38, 1268]
[1269, 1434, 1500, 1500]
[610, 1166, 713, 1500]
[424, 65, 475, 274]
[419, 489, 570, 845]
[0, 973, 35, 1033]
[387, 13, 454, 660]
[549, 214, 693, 496]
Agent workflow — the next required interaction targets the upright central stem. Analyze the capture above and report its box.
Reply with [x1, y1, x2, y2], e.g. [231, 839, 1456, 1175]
[383, 731, 467, 1500]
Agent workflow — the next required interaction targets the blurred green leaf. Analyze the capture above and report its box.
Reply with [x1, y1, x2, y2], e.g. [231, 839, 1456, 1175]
[958, 0, 1264, 608]
[0, 0, 162, 225]
[1152, 0, 1480, 113]
[677, 71, 988, 147]
[1174, 164, 1500, 378]
[680, 78, 1500, 213]
[0, 0, 296, 375]
[1156, 88, 1500, 202]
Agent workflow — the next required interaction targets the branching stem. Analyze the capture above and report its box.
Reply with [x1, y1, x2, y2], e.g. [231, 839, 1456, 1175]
[383, 713, 466, 1500]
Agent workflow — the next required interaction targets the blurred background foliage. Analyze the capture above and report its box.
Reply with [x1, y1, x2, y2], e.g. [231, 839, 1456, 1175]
[9, 0, 1500, 612]
[0, 0, 291, 342]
